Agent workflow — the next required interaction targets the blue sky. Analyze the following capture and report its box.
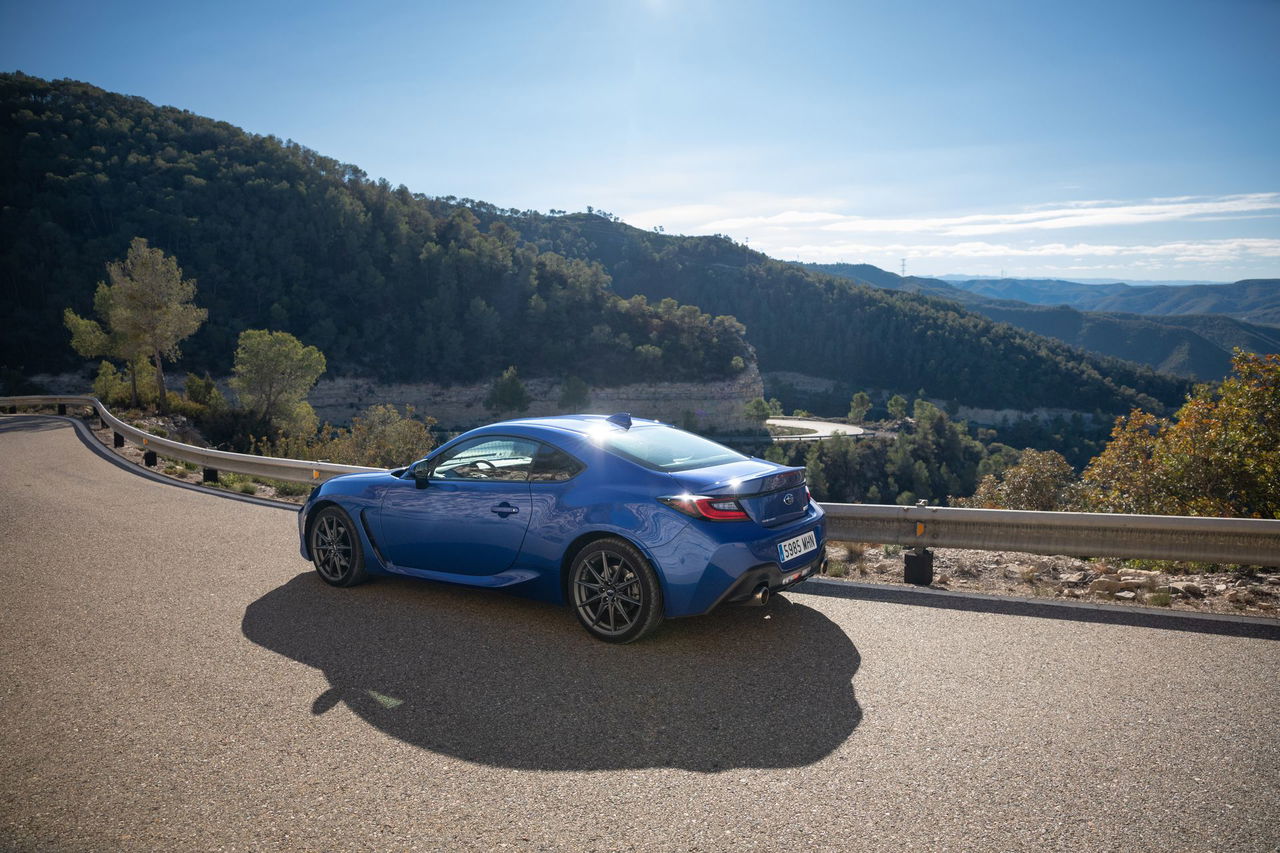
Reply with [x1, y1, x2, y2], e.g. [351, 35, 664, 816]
[4, 0, 1278, 281]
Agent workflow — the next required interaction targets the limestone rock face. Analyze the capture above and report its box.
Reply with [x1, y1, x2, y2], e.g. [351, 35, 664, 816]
[308, 363, 765, 432]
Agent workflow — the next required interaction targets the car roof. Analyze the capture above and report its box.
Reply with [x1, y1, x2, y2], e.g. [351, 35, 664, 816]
[488, 414, 668, 438]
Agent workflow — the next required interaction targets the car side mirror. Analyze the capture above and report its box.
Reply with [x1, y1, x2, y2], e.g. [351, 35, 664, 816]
[412, 463, 431, 489]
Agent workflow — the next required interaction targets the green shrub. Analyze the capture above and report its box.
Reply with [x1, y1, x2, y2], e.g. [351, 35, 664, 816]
[253, 477, 313, 497]
[558, 376, 590, 411]
[237, 482, 257, 495]
[199, 407, 273, 452]
[320, 404, 438, 468]
[271, 480, 314, 497]
[92, 360, 158, 407]
[165, 392, 207, 420]
[184, 372, 226, 410]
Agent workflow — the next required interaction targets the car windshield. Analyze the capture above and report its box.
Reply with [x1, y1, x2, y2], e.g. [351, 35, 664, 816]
[600, 426, 746, 472]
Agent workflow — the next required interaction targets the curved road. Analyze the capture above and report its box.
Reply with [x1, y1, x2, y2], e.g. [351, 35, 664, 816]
[1, 416, 1278, 851]
[768, 417, 867, 441]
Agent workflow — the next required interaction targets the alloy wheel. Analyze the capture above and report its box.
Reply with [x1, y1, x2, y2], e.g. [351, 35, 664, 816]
[313, 513, 353, 582]
[573, 549, 644, 637]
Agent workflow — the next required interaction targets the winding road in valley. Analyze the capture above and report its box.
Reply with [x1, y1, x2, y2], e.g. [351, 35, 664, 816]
[767, 416, 869, 441]
[1, 415, 1277, 852]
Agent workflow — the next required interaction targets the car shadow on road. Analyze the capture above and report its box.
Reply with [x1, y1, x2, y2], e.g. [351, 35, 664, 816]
[243, 573, 862, 772]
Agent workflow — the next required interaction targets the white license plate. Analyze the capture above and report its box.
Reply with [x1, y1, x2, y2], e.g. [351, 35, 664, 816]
[777, 530, 817, 563]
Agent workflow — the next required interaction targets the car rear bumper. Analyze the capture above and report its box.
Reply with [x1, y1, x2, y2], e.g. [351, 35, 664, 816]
[653, 507, 826, 617]
[708, 552, 826, 611]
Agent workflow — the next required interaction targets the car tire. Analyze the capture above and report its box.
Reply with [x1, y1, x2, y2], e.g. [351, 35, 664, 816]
[569, 538, 664, 644]
[309, 505, 369, 587]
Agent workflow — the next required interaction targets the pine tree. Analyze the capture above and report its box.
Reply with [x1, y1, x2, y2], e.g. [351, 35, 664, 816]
[804, 442, 829, 501]
[848, 391, 872, 423]
[485, 365, 531, 414]
[64, 237, 205, 411]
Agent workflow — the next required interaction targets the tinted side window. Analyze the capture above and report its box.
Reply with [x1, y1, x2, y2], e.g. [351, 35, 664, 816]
[528, 442, 585, 483]
[430, 436, 538, 482]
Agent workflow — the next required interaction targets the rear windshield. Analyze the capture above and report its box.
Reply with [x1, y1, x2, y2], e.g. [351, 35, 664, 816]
[601, 426, 746, 472]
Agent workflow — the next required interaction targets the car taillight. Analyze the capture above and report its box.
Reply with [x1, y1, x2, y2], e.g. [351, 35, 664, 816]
[659, 495, 750, 522]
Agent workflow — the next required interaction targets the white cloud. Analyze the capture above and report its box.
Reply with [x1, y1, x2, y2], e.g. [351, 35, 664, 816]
[813, 194, 1280, 237]
[619, 191, 1280, 277]
[762, 238, 1280, 264]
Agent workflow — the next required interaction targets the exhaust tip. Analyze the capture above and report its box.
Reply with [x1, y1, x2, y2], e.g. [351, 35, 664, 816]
[751, 583, 771, 607]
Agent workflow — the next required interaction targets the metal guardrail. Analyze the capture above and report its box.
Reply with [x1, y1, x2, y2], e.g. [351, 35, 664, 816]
[0, 395, 381, 484]
[4, 395, 1279, 564]
[822, 503, 1280, 567]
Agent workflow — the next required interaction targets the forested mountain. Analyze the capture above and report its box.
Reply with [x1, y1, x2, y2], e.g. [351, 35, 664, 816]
[970, 304, 1280, 380]
[947, 276, 1280, 325]
[501, 216, 1190, 412]
[810, 263, 1280, 380]
[942, 277, 1132, 306]
[0, 73, 750, 385]
[1, 73, 1191, 414]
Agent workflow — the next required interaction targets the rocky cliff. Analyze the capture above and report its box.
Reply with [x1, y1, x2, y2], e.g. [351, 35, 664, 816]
[308, 364, 765, 432]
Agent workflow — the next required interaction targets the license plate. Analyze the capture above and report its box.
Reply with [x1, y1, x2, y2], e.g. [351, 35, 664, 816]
[777, 530, 817, 563]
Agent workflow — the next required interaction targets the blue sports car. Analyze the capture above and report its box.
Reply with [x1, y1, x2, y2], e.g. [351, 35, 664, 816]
[298, 413, 826, 642]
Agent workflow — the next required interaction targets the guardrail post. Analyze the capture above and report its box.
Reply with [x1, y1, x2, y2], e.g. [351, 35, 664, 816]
[202, 467, 218, 483]
[113, 432, 124, 448]
[143, 450, 157, 467]
[57, 403, 67, 415]
[904, 547, 934, 585]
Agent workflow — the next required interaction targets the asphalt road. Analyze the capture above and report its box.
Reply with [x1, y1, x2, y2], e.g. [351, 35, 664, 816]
[767, 417, 867, 441]
[2, 415, 1278, 852]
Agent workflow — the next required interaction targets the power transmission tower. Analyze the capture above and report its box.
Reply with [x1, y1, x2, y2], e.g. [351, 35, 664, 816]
[900, 258, 906, 277]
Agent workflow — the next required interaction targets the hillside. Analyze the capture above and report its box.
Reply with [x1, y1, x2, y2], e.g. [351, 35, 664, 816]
[1, 73, 1191, 415]
[0, 73, 751, 386]
[970, 304, 1280, 380]
[504, 216, 1190, 413]
[810, 264, 1280, 380]
[949, 277, 1280, 325]
[942, 277, 1132, 306]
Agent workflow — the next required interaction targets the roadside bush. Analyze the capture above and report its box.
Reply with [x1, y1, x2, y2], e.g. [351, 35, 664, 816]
[957, 449, 1079, 511]
[184, 372, 227, 410]
[200, 407, 273, 452]
[93, 360, 158, 408]
[321, 404, 438, 468]
[265, 479, 313, 498]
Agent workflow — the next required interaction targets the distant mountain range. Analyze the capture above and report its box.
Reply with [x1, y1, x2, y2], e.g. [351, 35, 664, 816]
[946, 277, 1280, 324]
[937, 275, 1228, 287]
[807, 264, 1280, 380]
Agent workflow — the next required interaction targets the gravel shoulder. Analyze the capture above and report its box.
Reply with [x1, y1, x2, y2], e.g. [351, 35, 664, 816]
[824, 542, 1280, 619]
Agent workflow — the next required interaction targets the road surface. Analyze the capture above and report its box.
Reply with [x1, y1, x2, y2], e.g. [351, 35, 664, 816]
[1, 416, 1277, 852]
[767, 417, 867, 441]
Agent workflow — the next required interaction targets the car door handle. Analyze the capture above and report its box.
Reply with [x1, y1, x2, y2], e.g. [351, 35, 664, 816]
[490, 502, 520, 517]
